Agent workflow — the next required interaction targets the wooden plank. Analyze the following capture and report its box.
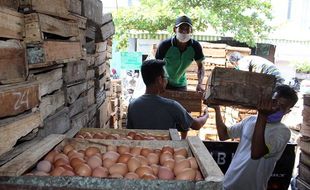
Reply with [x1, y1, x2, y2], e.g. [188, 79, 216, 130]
[63, 60, 87, 85]
[297, 178, 310, 190]
[95, 41, 107, 53]
[0, 7, 24, 39]
[0, 111, 41, 157]
[200, 42, 227, 49]
[299, 137, 310, 155]
[169, 128, 181, 140]
[204, 67, 276, 109]
[66, 0, 81, 15]
[0, 81, 39, 118]
[66, 110, 88, 138]
[204, 57, 226, 65]
[70, 14, 87, 29]
[99, 21, 115, 41]
[102, 13, 113, 25]
[0, 40, 27, 84]
[87, 87, 95, 106]
[97, 98, 111, 128]
[35, 67, 63, 97]
[203, 48, 226, 58]
[160, 90, 202, 112]
[87, 103, 97, 121]
[0, 134, 65, 176]
[24, 13, 79, 43]
[94, 51, 107, 66]
[65, 82, 87, 104]
[68, 96, 88, 117]
[27, 41, 82, 69]
[82, 0, 103, 25]
[39, 90, 65, 120]
[94, 62, 107, 77]
[187, 136, 224, 182]
[19, 0, 75, 20]
[0, 0, 19, 9]
[300, 152, 310, 168]
[38, 107, 70, 138]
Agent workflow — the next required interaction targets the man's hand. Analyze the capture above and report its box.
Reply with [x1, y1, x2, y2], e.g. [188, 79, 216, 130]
[196, 84, 204, 92]
[257, 95, 273, 117]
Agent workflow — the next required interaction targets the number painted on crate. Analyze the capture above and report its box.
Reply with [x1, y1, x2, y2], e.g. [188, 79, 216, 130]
[13, 89, 30, 110]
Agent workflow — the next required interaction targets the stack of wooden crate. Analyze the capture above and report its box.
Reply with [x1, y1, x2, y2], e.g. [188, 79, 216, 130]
[186, 42, 254, 141]
[297, 94, 310, 189]
[110, 79, 124, 129]
[0, 0, 115, 162]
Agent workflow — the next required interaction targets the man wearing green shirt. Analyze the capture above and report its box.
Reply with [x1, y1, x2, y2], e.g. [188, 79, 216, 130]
[155, 15, 205, 92]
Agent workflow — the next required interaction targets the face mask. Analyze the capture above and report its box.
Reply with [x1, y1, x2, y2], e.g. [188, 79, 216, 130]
[176, 32, 191, 43]
[267, 110, 284, 123]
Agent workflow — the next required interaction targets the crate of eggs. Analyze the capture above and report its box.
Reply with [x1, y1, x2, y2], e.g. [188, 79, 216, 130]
[75, 128, 181, 141]
[0, 135, 223, 189]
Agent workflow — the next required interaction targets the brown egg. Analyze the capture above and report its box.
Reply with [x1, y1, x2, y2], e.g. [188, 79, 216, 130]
[135, 155, 148, 166]
[158, 166, 174, 180]
[175, 168, 196, 180]
[70, 157, 86, 168]
[124, 172, 139, 179]
[133, 134, 144, 140]
[67, 150, 78, 158]
[109, 173, 123, 178]
[150, 164, 159, 176]
[54, 158, 69, 167]
[106, 134, 118, 140]
[160, 151, 173, 165]
[36, 160, 52, 173]
[130, 146, 142, 156]
[74, 163, 92, 177]
[118, 153, 133, 164]
[174, 147, 188, 158]
[87, 155, 102, 169]
[174, 155, 186, 162]
[127, 157, 141, 172]
[162, 159, 175, 170]
[102, 158, 116, 169]
[100, 132, 109, 139]
[69, 152, 84, 161]
[75, 134, 84, 139]
[93, 133, 105, 139]
[195, 170, 203, 180]
[117, 145, 130, 154]
[142, 173, 157, 180]
[107, 145, 117, 152]
[161, 145, 174, 154]
[50, 166, 65, 176]
[61, 164, 74, 172]
[44, 150, 59, 163]
[61, 170, 75, 176]
[174, 159, 191, 176]
[53, 153, 68, 163]
[102, 151, 120, 162]
[63, 144, 74, 155]
[147, 153, 159, 165]
[140, 148, 153, 157]
[135, 166, 153, 178]
[153, 149, 162, 156]
[188, 157, 198, 169]
[82, 132, 92, 139]
[162, 135, 170, 140]
[109, 163, 128, 176]
[85, 147, 101, 157]
[127, 131, 136, 138]
[126, 136, 133, 140]
[92, 166, 108, 178]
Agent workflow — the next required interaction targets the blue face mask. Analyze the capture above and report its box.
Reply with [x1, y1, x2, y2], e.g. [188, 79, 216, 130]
[267, 111, 284, 123]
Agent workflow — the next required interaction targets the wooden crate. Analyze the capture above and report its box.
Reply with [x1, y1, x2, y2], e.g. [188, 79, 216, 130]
[26, 41, 82, 69]
[81, 0, 103, 25]
[78, 128, 181, 141]
[63, 60, 87, 85]
[24, 13, 79, 43]
[0, 0, 19, 10]
[19, 0, 77, 20]
[0, 40, 27, 84]
[0, 135, 223, 190]
[0, 111, 41, 156]
[160, 90, 202, 113]
[0, 81, 39, 118]
[204, 67, 276, 109]
[0, 7, 24, 39]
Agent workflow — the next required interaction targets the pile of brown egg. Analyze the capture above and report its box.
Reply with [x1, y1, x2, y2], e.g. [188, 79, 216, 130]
[26, 144, 203, 181]
[75, 131, 171, 141]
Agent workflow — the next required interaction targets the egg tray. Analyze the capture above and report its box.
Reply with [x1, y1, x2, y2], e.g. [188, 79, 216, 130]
[76, 128, 181, 141]
[0, 134, 223, 190]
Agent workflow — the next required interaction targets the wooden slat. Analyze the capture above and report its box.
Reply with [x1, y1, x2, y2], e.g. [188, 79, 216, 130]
[0, 40, 27, 84]
[0, 7, 24, 39]
[187, 136, 224, 181]
[35, 67, 63, 97]
[63, 60, 87, 85]
[0, 81, 39, 118]
[203, 48, 226, 58]
[67, 0, 81, 15]
[169, 128, 181, 140]
[65, 82, 87, 104]
[99, 21, 115, 41]
[82, 0, 103, 25]
[39, 90, 65, 120]
[0, 111, 41, 157]
[0, 134, 65, 176]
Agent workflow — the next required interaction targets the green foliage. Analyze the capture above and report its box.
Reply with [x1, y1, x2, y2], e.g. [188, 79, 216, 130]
[113, 0, 273, 49]
[292, 60, 310, 73]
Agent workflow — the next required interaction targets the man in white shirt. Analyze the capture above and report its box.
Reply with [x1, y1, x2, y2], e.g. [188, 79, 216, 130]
[212, 85, 298, 190]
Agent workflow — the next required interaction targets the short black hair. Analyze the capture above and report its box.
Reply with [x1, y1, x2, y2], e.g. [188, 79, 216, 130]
[141, 59, 165, 86]
[275, 85, 298, 107]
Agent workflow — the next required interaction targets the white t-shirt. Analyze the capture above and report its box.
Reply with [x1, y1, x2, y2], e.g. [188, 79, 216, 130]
[224, 116, 291, 190]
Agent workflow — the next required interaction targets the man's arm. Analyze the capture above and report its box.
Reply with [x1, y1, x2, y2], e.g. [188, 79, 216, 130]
[196, 60, 205, 92]
[251, 113, 269, 159]
[212, 106, 230, 141]
[190, 108, 208, 130]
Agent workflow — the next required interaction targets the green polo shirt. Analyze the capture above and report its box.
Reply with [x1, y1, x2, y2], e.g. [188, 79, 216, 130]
[155, 36, 204, 87]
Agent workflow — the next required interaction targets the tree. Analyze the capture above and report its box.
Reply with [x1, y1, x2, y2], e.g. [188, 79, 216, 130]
[113, 0, 273, 49]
